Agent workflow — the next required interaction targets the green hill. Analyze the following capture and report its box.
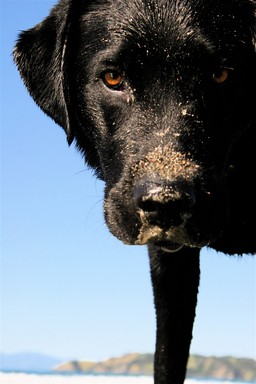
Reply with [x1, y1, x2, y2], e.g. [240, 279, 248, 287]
[55, 353, 256, 381]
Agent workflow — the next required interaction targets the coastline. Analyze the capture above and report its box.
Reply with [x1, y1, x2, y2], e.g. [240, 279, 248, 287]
[0, 372, 255, 384]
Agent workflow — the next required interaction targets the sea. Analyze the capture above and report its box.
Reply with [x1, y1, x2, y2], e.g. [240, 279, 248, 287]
[0, 373, 253, 384]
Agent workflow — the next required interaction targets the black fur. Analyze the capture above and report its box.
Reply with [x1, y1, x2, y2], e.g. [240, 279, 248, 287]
[14, 1, 256, 383]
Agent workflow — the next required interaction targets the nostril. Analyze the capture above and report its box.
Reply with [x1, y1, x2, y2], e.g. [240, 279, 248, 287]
[134, 182, 162, 208]
[137, 197, 168, 226]
[137, 199, 159, 214]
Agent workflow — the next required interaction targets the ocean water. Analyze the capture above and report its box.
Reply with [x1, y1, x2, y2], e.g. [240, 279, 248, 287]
[0, 373, 149, 384]
[0, 373, 250, 384]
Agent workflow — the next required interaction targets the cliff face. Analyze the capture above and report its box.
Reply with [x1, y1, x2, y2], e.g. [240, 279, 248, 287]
[187, 355, 256, 381]
[55, 353, 256, 381]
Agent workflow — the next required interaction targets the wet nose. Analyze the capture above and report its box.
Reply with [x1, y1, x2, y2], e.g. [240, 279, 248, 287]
[134, 179, 196, 227]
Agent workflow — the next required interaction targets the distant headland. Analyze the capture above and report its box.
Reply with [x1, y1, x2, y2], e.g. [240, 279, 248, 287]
[55, 353, 256, 381]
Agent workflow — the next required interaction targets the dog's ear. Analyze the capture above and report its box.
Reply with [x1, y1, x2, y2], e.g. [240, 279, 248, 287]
[13, 0, 75, 144]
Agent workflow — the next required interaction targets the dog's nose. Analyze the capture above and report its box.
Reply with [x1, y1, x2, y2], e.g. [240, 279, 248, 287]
[134, 179, 196, 227]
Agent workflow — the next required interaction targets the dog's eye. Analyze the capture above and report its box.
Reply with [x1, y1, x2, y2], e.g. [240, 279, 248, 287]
[102, 70, 124, 89]
[212, 68, 229, 84]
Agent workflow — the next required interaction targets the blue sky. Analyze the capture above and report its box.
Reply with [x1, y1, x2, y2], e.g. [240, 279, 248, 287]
[1, 0, 255, 363]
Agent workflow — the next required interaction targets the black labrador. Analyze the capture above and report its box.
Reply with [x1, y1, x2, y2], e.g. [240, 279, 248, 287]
[14, 1, 256, 383]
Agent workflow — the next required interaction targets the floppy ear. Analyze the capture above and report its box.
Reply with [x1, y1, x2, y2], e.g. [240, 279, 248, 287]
[13, 0, 74, 144]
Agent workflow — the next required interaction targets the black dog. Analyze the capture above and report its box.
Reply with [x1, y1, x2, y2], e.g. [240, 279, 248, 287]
[14, 1, 256, 383]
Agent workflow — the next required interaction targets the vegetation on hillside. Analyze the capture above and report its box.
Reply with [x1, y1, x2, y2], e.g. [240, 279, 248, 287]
[55, 353, 256, 381]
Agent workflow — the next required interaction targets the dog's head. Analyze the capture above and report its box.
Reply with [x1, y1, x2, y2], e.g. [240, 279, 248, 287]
[14, 0, 256, 254]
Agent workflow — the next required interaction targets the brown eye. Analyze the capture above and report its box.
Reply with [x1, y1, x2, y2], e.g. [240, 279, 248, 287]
[212, 68, 229, 84]
[103, 70, 124, 89]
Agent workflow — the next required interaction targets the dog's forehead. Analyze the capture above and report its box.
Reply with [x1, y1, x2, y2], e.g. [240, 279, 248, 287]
[106, 0, 205, 53]
[79, 0, 210, 64]
[80, 0, 253, 58]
